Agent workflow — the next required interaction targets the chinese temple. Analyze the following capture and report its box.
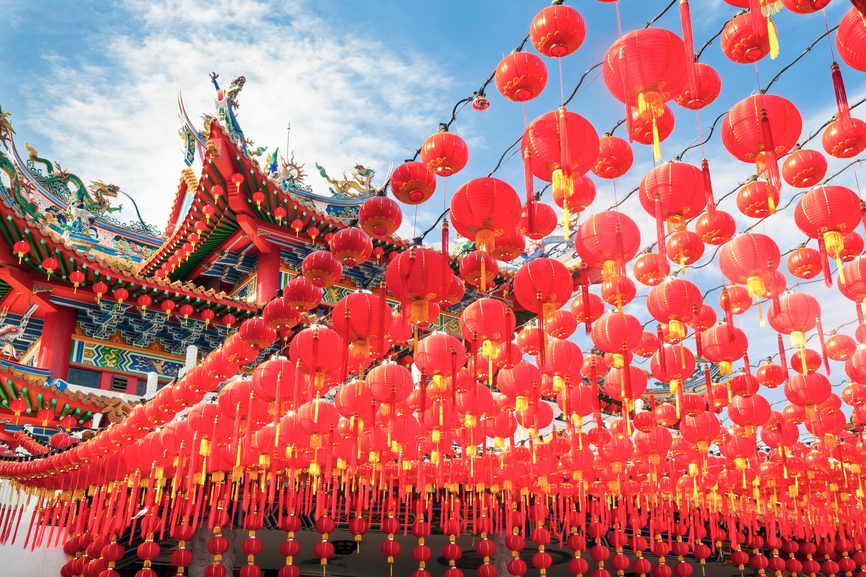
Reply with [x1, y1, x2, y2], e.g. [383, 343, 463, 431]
[4, 2, 866, 577]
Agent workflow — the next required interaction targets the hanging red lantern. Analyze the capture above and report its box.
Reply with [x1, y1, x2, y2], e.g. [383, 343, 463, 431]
[603, 28, 688, 160]
[69, 270, 85, 292]
[695, 209, 736, 246]
[757, 361, 785, 389]
[12, 240, 28, 263]
[787, 246, 822, 279]
[273, 206, 286, 223]
[702, 325, 748, 376]
[489, 229, 526, 262]
[522, 109, 600, 220]
[329, 228, 373, 266]
[41, 257, 58, 280]
[93, 281, 108, 301]
[201, 308, 215, 326]
[822, 117, 866, 159]
[718, 233, 781, 297]
[790, 348, 822, 375]
[794, 185, 861, 283]
[386, 247, 446, 324]
[722, 94, 802, 208]
[495, 51, 548, 102]
[518, 201, 558, 240]
[553, 174, 595, 215]
[628, 104, 675, 148]
[512, 258, 573, 320]
[391, 161, 436, 205]
[112, 287, 129, 305]
[444, 274, 466, 306]
[263, 297, 300, 331]
[289, 326, 344, 390]
[359, 197, 402, 237]
[827, 332, 857, 361]
[673, 62, 722, 110]
[782, 148, 828, 188]
[570, 291, 604, 326]
[450, 177, 522, 252]
[530, 3, 586, 57]
[722, 12, 771, 64]
[302, 251, 343, 288]
[837, 7, 866, 72]
[768, 292, 820, 349]
[575, 211, 642, 280]
[591, 311, 643, 354]
[592, 135, 633, 179]
[601, 276, 637, 311]
[420, 128, 469, 177]
[633, 252, 667, 287]
[647, 279, 703, 343]
[737, 181, 779, 218]
[838, 231, 864, 262]
[665, 231, 704, 271]
[333, 290, 393, 364]
[459, 252, 498, 292]
[782, 0, 831, 13]
[136, 294, 152, 311]
[222, 314, 236, 328]
[283, 278, 323, 311]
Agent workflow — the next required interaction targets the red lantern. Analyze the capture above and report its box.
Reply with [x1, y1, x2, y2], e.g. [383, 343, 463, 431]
[592, 135, 633, 179]
[721, 12, 771, 64]
[794, 185, 861, 283]
[719, 233, 780, 297]
[574, 211, 642, 279]
[768, 292, 820, 349]
[722, 94, 802, 200]
[554, 174, 595, 215]
[283, 278, 323, 311]
[782, 148, 828, 188]
[628, 104, 675, 148]
[332, 291, 393, 363]
[222, 314, 236, 328]
[495, 51, 548, 102]
[837, 7, 866, 72]
[782, 0, 831, 13]
[513, 258, 573, 320]
[420, 129, 468, 177]
[489, 229, 526, 262]
[450, 177, 522, 252]
[838, 231, 864, 262]
[826, 332, 856, 361]
[386, 247, 446, 324]
[823, 117, 866, 159]
[633, 252, 667, 287]
[359, 197, 402, 237]
[701, 325, 748, 376]
[42, 257, 58, 280]
[200, 308, 215, 325]
[518, 202, 558, 240]
[111, 287, 128, 305]
[93, 281, 108, 301]
[603, 28, 688, 160]
[391, 161, 436, 205]
[695, 209, 736, 246]
[673, 62, 722, 110]
[69, 270, 85, 292]
[302, 251, 342, 288]
[787, 246, 822, 280]
[665, 231, 704, 271]
[647, 279, 703, 343]
[459, 252, 498, 292]
[591, 311, 643, 354]
[160, 300, 176, 316]
[530, 4, 586, 58]
[12, 240, 28, 262]
[329, 228, 373, 266]
[737, 181, 779, 218]
[273, 206, 286, 223]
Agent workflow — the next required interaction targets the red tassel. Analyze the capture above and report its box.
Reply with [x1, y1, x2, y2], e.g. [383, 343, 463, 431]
[777, 334, 789, 380]
[695, 329, 703, 360]
[581, 265, 591, 335]
[657, 325, 667, 369]
[704, 365, 714, 412]
[378, 282, 387, 358]
[441, 219, 450, 303]
[817, 316, 831, 376]
[759, 108, 782, 197]
[523, 147, 535, 238]
[721, 288, 735, 342]
[558, 106, 572, 193]
[701, 159, 717, 219]
[654, 194, 670, 275]
[743, 349, 752, 378]
[818, 234, 834, 288]
[680, 0, 697, 97]
[749, 0, 768, 37]
[859, 199, 866, 240]
[832, 63, 853, 130]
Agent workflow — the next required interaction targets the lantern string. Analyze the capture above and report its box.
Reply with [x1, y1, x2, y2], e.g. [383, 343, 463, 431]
[822, 9, 837, 62]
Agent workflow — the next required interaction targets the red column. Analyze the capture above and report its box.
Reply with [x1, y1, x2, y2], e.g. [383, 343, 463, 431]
[36, 305, 78, 381]
[256, 245, 282, 305]
[125, 375, 138, 395]
[99, 371, 113, 391]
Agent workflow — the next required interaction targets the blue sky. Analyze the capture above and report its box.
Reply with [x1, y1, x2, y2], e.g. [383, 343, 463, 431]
[2, 0, 865, 421]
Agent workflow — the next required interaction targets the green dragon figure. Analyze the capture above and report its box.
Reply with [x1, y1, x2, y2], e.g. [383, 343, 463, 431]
[0, 109, 38, 219]
[315, 162, 381, 197]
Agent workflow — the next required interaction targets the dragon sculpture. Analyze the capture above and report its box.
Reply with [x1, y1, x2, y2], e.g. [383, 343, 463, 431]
[0, 302, 37, 360]
[315, 163, 384, 198]
[210, 73, 246, 140]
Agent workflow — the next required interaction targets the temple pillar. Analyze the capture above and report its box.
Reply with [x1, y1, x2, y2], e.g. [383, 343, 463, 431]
[36, 305, 77, 381]
[255, 245, 281, 305]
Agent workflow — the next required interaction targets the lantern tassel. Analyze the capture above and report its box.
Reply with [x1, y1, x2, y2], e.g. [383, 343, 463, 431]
[817, 316, 830, 377]
[701, 159, 716, 219]
[581, 267, 591, 336]
[679, 0, 697, 97]
[749, 0, 768, 38]
[523, 148, 535, 235]
[704, 365, 714, 413]
[818, 235, 834, 288]
[618, 48, 634, 142]
[832, 63, 853, 130]
[441, 219, 450, 303]
[558, 107, 573, 195]
[767, 17, 779, 59]
[652, 118, 662, 161]
[777, 334, 789, 380]
[759, 109, 782, 198]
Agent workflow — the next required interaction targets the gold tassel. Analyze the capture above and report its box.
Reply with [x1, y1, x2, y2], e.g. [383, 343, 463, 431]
[563, 206, 570, 241]
[768, 17, 779, 60]
[652, 119, 662, 161]
[767, 189, 776, 215]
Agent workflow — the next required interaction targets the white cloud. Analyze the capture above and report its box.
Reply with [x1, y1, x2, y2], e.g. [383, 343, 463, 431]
[16, 0, 451, 227]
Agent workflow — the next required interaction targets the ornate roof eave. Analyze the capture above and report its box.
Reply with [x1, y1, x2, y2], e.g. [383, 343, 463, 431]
[0, 196, 257, 320]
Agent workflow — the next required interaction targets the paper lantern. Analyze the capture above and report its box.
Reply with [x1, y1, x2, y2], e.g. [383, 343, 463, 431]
[530, 4, 586, 57]
[359, 197, 402, 237]
[673, 62, 721, 110]
[592, 135, 633, 179]
[782, 148, 827, 188]
[302, 251, 343, 288]
[420, 129, 468, 177]
[391, 161, 436, 205]
[495, 51, 548, 102]
[721, 12, 771, 64]
[329, 228, 373, 266]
